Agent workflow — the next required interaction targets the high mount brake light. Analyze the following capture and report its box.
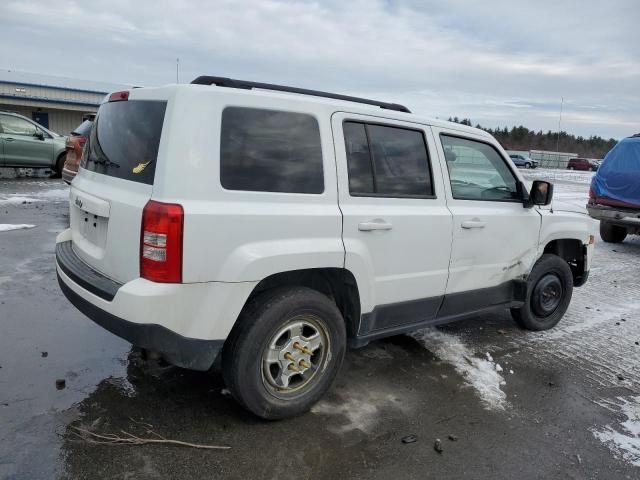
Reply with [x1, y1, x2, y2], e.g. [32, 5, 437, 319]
[108, 90, 130, 102]
[140, 200, 183, 283]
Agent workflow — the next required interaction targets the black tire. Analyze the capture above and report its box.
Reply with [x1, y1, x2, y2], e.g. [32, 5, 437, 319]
[222, 287, 346, 420]
[53, 154, 66, 178]
[600, 222, 627, 243]
[510, 254, 573, 331]
[525, 162, 531, 169]
[568, 166, 574, 170]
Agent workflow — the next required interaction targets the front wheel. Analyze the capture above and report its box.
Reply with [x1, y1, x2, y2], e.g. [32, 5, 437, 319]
[511, 254, 573, 331]
[525, 162, 531, 169]
[222, 287, 346, 420]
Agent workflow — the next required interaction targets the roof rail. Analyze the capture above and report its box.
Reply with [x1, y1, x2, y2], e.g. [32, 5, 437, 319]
[190, 76, 411, 113]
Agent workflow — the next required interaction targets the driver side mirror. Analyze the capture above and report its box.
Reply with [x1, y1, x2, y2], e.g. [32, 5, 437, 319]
[34, 130, 45, 140]
[529, 180, 553, 206]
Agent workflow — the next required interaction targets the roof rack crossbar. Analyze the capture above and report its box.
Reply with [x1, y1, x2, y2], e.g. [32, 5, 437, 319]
[190, 76, 411, 113]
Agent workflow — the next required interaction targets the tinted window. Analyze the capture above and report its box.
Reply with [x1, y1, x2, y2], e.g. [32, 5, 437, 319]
[220, 107, 324, 194]
[72, 120, 93, 137]
[343, 122, 374, 194]
[343, 121, 433, 197]
[82, 100, 167, 185]
[0, 115, 37, 136]
[441, 135, 519, 201]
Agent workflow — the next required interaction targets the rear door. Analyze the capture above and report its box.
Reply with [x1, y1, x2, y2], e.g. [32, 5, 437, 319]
[332, 113, 452, 334]
[432, 128, 540, 310]
[0, 114, 53, 167]
[70, 95, 167, 283]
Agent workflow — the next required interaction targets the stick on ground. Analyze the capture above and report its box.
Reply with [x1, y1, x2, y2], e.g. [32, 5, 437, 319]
[70, 426, 230, 450]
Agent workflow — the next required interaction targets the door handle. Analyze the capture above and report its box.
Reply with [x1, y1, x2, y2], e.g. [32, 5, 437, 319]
[358, 219, 393, 231]
[461, 220, 486, 229]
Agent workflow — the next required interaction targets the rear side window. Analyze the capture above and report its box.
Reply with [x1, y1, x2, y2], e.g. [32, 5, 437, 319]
[343, 121, 434, 197]
[220, 107, 324, 194]
[82, 100, 167, 185]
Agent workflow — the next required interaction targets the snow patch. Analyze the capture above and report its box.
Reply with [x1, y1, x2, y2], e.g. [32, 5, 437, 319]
[0, 188, 69, 205]
[0, 224, 36, 232]
[412, 328, 508, 410]
[592, 396, 640, 467]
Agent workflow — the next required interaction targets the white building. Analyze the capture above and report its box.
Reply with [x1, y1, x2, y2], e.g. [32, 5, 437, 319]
[0, 70, 130, 135]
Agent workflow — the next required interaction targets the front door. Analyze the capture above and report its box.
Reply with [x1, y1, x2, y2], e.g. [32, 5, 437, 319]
[0, 114, 53, 167]
[332, 113, 453, 335]
[432, 128, 540, 314]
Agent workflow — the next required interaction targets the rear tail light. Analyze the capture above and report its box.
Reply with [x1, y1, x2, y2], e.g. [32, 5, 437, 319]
[108, 90, 130, 102]
[140, 200, 183, 283]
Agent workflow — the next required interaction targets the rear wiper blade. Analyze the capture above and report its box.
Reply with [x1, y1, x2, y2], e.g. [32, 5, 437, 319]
[91, 158, 120, 168]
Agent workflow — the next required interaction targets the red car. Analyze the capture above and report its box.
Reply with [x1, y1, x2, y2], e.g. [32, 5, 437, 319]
[62, 116, 94, 184]
[567, 158, 598, 171]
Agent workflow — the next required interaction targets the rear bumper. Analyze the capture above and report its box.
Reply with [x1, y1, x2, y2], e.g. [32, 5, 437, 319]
[55, 234, 257, 370]
[57, 273, 223, 370]
[587, 204, 640, 228]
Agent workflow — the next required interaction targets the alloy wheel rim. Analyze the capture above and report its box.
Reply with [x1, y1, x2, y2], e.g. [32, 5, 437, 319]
[261, 315, 329, 397]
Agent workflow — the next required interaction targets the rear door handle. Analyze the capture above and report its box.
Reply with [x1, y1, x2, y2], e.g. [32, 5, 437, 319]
[358, 219, 393, 231]
[461, 220, 486, 229]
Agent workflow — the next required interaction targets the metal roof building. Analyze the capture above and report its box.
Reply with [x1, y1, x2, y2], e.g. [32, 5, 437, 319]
[0, 70, 130, 135]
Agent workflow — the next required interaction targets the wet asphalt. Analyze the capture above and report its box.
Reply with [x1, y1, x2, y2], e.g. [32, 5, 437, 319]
[0, 175, 639, 479]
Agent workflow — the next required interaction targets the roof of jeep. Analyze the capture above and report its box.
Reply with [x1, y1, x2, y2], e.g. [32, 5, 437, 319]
[127, 83, 493, 139]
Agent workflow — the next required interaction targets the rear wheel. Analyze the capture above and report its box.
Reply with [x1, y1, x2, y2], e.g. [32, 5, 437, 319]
[222, 287, 346, 420]
[600, 222, 627, 243]
[568, 166, 574, 170]
[511, 254, 573, 331]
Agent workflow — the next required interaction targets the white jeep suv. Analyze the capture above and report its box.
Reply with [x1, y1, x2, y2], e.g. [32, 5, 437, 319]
[56, 76, 594, 419]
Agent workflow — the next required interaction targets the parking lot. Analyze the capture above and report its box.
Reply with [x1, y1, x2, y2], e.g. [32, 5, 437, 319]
[1, 170, 639, 479]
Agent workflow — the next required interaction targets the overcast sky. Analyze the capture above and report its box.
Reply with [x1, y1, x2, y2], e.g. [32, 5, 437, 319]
[1, 0, 638, 138]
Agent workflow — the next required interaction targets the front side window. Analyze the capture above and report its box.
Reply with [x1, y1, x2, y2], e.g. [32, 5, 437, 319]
[343, 121, 434, 197]
[441, 135, 519, 201]
[220, 107, 324, 194]
[0, 115, 38, 136]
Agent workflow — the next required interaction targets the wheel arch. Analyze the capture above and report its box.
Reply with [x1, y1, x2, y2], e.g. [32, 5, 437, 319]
[242, 268, 362, 338]
[542, 238, 587, 286]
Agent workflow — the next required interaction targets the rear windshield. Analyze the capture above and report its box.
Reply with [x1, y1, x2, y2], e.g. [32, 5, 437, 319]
[82, 100, 167, 185]
[71, 119, 93, 137]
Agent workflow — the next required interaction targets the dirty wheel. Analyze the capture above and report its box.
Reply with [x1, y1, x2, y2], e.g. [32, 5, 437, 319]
[599, 222, 627, 243]
[222, 287, 346, 420]
[510, 254, 573, 331]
